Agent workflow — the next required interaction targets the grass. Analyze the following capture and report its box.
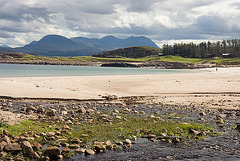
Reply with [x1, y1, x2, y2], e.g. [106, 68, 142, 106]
[13, 53, 240, 65]
[1, 116, 213, 145]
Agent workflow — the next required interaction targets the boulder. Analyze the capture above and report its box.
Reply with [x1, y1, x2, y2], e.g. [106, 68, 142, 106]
[21, 141, 34, 155]
[4, 143, 22, 154]
[45, 146, 61, 159]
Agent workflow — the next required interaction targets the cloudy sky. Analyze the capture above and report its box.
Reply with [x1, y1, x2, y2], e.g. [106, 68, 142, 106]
[0, 0, 240, 47]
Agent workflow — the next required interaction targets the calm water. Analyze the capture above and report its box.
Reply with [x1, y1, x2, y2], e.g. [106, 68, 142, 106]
[0, 64, 199, 77]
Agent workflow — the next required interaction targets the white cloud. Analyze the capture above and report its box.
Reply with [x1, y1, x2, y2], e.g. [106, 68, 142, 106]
[0, 0, 240, 47]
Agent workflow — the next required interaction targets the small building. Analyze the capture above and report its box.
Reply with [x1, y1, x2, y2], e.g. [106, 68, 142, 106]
[222, 53, 232, 58]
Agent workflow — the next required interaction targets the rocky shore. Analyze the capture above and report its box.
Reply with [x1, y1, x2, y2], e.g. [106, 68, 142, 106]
[0, 96, 239, 160]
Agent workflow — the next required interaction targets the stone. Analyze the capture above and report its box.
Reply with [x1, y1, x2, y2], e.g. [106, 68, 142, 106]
[25, 105, 36, 113]
[36, 107, 45, 113]
[0, 141, 7, 151]
[124, 139, 131, 144]
[69, 144, 80, 149]
[87, 109, 94, 116]
[29, 152, 40, 159]
[32, 142, 42, 151]
[45, 146, 61, 159]
[75, 148, 85, 153]
[85, 149, 95, 155]
[4, 143, 22, 154]
[45, 109, 56, 117]
[47, 132, 55, 137]
[66, 120, 73, 124]
[236, 123, 240, 132]
[94, 143, 106, 152]
[189, 129, 200, 135]
[62, 147, 70, 153]
[1, 136, 11, 144]
[3, 129, 8, 136]
[114, 109, 119, 113]
[21, 141, 34, 155]
[236, 111, 240, 116]
[79, 107, 86, 114]
[0, 151, 6, 158]
[71, 138, 82, 144]
[139, 111, 145, 115]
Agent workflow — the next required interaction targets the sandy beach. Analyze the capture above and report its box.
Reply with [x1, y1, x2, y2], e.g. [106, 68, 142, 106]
[0, 67, 240, 109]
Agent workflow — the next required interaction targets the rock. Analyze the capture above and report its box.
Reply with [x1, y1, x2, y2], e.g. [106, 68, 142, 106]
[75, 148, 85, 153]
[116, 115, 122, 119]
[105, 140, 114, 150]
[45, 146, 61, 159]
[79, 107, 86, 114]
[189, 129, 200, 135]
[81, 134, 89, 137]
[139, 111, 145, 115]
[235, 111, 240, 116]
[1, 136, 11, 144]
[0, 151, 6, 158]
[57, 155, 63, 159]
[87, 109, 94, 116]
[32, 142, 42, 151]
[62, 147, 70, 153]
[85, 149, 95, 155]
[45, 109, 56, 117]
[4, 143, 22, 154]
[3, 129, 8, 136]
[69, 144, 80, 149]
[21, 141, 34, 155]
[99, 114, 112, 122]
[71, 138, 82, 144]
[0, 141, 7, 151]
[47, 132, 55, 137]
[94, 143, 106, 152]
[26, 105, 36, 113]
[124, 139, 131, 144]
[29, 152, 40, 159]
[66, 120, 73, 124]
[216, 118, 224, 124]
[114, 109, 119, 113]
[36, 107, 45, 113]
[236, 123, 240, 132]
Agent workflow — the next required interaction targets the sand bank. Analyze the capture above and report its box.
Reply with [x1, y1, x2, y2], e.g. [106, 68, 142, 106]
[0, 67, 239, 109]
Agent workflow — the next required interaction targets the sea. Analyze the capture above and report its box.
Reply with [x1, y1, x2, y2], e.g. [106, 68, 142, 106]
[0, 64, 199, 77]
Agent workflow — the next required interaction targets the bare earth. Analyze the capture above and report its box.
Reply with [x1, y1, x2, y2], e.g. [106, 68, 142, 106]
[0, 67, 240, 111]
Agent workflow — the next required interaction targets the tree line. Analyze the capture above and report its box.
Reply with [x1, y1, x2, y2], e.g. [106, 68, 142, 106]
[162, 39, 240, 58]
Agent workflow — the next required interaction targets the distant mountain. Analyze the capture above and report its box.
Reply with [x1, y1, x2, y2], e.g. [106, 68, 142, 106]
[93, 46, 162, 58]
[0, 35, 159, 57]
[0, 45, 11, 48]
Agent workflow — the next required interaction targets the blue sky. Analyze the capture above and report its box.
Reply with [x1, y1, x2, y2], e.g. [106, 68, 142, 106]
[0, 0, 240, 47]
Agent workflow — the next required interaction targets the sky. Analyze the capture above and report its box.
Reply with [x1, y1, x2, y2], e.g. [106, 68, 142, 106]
[0, 0, 240, 47]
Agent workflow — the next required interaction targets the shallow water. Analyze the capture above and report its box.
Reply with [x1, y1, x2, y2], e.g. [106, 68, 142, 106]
[0, 64, 199, 77]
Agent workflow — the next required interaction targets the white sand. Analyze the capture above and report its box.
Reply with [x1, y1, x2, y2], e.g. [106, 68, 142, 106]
[0, 67, 240, 109]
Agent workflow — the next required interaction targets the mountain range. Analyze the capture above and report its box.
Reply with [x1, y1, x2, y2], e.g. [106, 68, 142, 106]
[0, 35, 159, 57]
